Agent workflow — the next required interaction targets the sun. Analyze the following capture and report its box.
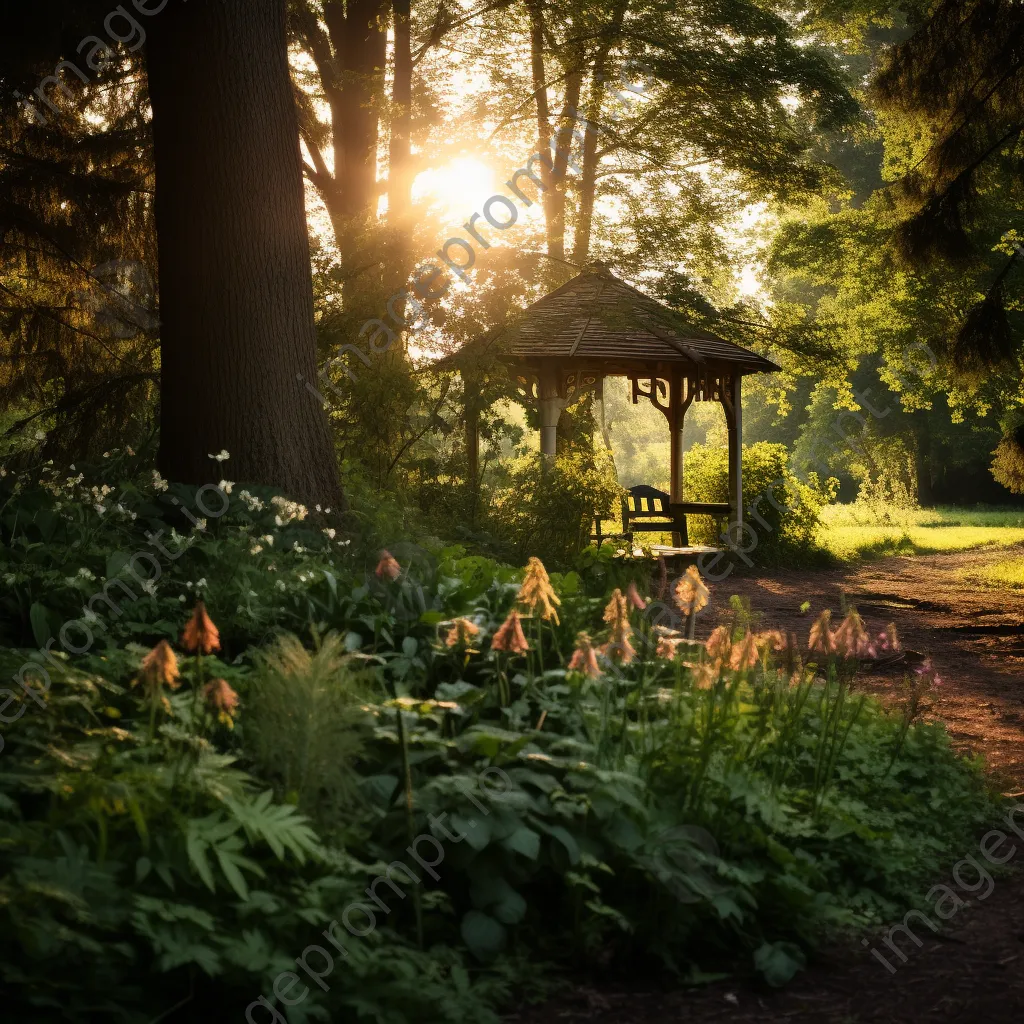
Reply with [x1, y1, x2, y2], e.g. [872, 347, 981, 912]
[412, 156, 498, 221]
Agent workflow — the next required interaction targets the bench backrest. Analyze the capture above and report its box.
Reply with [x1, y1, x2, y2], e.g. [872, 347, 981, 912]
[622, 484, 673, 522]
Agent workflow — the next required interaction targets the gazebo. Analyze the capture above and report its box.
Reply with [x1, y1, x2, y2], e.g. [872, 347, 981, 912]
[446, 262, 779, 546]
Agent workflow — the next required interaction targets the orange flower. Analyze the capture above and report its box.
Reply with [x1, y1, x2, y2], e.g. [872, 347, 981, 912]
[884, 622, 900, 652]
[444, 617, 480, 648]
[601, 588, 635, 664]
[656, 635, 683, 660]
[135, 640, 180, 698]
[182, 601, 221, 655]
[203, 678, 240, 728]
[626, 581, 647, 611]
[518, 556, 561, 623]
[755, 630, 787, 653]
[694, 660, 721, 689]
[674, 566, 709, 617]
[567, 632, 602, 678]
[375, 550, 401, 581]
[729, 630, 759, 671]
[705, 625, 731, 660]
[492, 609, 530, 654]
[833, 608, 872, 658]
[807, 610, 835, 656]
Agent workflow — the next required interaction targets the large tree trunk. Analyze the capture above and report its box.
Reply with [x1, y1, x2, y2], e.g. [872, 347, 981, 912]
[913, 410, 934, 506]
[389, 0, 414, 228]
[325, 0, 388, 221]
[570, 3, 626, 267]
[146, 0, 345, 511]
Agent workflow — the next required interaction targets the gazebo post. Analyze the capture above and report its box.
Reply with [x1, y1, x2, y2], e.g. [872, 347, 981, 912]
[538, 369, 564, 464]
[669, 371, 685, 546]
[723, 373, 743, 533]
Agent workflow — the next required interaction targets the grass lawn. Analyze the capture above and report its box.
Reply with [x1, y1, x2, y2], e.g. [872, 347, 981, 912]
[961, 555, 1024, 589]
[818, 504, 1024, 561]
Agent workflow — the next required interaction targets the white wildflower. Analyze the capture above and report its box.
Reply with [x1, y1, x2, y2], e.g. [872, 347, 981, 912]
[77, 567, 95, 581]
[194, 518, 207, 532]
[250, 544, 263, 555]
[218, 480, 234, 495]
[34, 430, 45, 441]
[151, 470, 169, 492]
[209, 450, 230, 462]
[239, 490, 264, 511]
[323, 528, 336, 540]
[269, 496, 308, 524]
[140, 579, 157, 596]
[261, 535, 274, 547]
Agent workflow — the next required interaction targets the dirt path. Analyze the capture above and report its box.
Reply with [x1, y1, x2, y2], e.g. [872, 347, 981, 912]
[701, 547, 1024, 791]
[511, 548, 1024, 1024]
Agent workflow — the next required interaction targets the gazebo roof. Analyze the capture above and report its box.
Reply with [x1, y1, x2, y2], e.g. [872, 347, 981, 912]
[441, 262, 779, 376]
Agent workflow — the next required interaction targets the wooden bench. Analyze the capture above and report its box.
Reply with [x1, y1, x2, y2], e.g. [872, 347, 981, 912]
[592, 485, 731, 547]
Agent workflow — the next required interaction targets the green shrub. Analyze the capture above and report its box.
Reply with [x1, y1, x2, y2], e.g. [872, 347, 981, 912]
[683, 441, 835, 561]
[486, 448, 624, 568]
[0, 456, 1005, 1019]
[244, 632, 378, 829]
[991, 425, 1024, 494]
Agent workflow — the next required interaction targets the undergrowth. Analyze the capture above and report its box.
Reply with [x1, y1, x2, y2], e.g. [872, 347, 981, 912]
[0, 454, 1003, 1021]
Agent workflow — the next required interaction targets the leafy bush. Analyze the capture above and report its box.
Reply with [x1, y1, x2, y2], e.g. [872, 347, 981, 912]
[244, 633, 377, 828]
[486, 448, 623, 567]
[991, 424, 1024, 494]
[0, 456, 1005, 1020]
[683, 441, 835, 561]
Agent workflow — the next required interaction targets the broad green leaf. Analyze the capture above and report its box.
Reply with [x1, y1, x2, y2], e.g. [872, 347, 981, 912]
[460, 910, 506, 960]
[754, 941, 806, 987]
[29, 602, 52, 648]
[106, 551, 130, 580]
[451, 813, 492, 851]
[501, 826, 541, 860]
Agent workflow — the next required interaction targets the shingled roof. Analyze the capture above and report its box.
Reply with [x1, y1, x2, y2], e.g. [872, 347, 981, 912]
[441, 262, 779, 375]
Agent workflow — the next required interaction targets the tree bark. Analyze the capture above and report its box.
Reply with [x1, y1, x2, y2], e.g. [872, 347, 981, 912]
[527, 0, 560, 262]
[147, 0, 345, 511]
[570, 3, 626, 266]
[913, 410, 934, 506]
[324, 0, 388, 221]
[547, 59, 584, 264]
[389, 0, 414, 228]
